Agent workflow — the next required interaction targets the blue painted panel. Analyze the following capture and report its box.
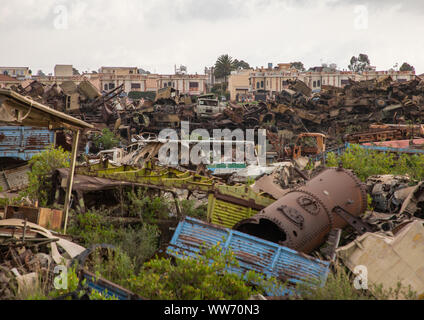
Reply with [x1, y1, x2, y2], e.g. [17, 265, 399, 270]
[0, 126, 54, 160]
[167, 217, 330, 296]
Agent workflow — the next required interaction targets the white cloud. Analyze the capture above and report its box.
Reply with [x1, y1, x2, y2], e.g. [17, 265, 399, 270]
[0, 0, 422, 74]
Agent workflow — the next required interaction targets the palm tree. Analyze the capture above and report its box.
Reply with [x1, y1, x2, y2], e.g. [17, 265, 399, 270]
[214, 54, 235, 85]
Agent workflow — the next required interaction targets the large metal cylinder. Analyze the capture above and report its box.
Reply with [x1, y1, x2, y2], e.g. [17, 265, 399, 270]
[233, 168, 367, 253]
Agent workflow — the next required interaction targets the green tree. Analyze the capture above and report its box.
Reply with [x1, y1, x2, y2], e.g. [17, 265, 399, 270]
[233, 59, 250, 70]
[348, 54, 371, 72]
[399, 62, 415, 72]
[290, 61, 305, 71]
[23, 145, 70, 206]
[72, 68, 80, 75]
[214, 54, 235, 82]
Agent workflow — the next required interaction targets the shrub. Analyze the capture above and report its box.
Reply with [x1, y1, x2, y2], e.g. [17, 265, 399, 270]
[93, 128, 120, 150]
[22, 145, 70, 206]
[67, 209, 117, 246]
[325, 144, 424, 181]
[179, 199, 207, 220]
[126, 244, 281, 300]
[127, 188, 171, 223]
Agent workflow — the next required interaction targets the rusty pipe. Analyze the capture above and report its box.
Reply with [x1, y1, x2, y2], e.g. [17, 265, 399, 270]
[233, 168, 367, 253]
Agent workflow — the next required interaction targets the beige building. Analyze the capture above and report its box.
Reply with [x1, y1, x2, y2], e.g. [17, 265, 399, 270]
[54, 65, 73, 77]
[99, 73, 147, 92]
[156, 74, 207, 95]
[99, 67, 139, 76]
[248, 63, 416, 99]
[0, 67, 30, 79]
[228, 69, 253, 101]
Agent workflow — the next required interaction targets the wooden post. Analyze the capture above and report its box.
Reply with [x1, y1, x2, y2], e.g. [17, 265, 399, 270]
[63, 129, 80, 234]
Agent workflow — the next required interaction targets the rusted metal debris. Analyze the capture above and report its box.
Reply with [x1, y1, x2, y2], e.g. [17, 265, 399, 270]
[234, 167, 368, 253]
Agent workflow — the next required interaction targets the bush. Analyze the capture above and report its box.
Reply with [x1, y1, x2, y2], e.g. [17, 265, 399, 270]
[93, 128, 120, 150]
[127, 189, 171, 223]
[295, 265, 373, 300]
[68, 208, 160, 273]
[296, 265, 418, 300]
[325, 144, 424, 181]
[116, 224, 160, 272]
[22, 145, 70, 206]
[179, 199, 207, 220]
[68, 209, 118, 246]
[126, 244, 280, 300]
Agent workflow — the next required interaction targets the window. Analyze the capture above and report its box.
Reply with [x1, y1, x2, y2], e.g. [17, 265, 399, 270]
[164, 83, 167, 87]
[109, 83, 115, 89]
[317, 80, 321, 87]
[131, 83, 141, 89]
[104, 84, 108, 90]
[256, 82, 260, 89]
[341, 79, 349, 85]
[168, 81, 172, 87]
[261, 81, 264, 88]
[282, 80, 288, 86]
[313, 81, 316, 87]
[323, 80, 325, 85]
[189, 82, 199, 88]
[129, 70, 133, 74]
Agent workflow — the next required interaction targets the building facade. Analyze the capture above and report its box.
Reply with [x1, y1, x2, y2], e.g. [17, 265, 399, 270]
[246, 64, 416, 101]
[0, 67, 30, 79]
[228, 69, 253, 101]
[54, 65, 73, 77]
[156, 74, 207, 95]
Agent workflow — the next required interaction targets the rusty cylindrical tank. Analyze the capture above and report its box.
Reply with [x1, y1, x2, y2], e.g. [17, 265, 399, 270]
[233, 168, 367, 253]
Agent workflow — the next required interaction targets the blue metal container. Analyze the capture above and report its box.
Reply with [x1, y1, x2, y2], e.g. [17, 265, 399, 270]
[0, 126, 54, 160]
[167, 217, 330, 296]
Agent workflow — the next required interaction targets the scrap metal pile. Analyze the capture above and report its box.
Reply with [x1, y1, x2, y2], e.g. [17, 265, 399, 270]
[264, 77, 424, 145]
[10, 80, 122, 127]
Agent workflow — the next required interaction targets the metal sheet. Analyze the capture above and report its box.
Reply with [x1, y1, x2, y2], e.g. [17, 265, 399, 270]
[0, 126, 54, 160]
[207, 184, 276, 229]
[0, 164, 30, 191]
[337, 220, 424, 298]
[167, 217, 330, 296]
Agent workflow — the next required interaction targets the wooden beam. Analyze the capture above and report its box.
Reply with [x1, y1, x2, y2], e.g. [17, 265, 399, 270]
[63, 129, 80, 234]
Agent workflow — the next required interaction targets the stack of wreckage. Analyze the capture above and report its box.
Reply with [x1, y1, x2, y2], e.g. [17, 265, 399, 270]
[11, 80, 123, 127]
[4, 75, 424, 299]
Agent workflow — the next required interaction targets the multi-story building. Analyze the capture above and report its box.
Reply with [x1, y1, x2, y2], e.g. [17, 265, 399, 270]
[156, 74, 207, 95]
[98, 66, 139, 76]
[0, 67, 30, 79]
[245, 63, 416, 101]
[54, 64, 73, 77]
[228, 69, 253, 101]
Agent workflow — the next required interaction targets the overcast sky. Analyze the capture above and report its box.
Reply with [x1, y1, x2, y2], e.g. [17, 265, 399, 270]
[1, 0, 423, 75]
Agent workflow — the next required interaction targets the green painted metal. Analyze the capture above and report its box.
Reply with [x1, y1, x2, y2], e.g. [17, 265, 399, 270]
[76, 161, 216, 193]
[207, 184, 276, 228]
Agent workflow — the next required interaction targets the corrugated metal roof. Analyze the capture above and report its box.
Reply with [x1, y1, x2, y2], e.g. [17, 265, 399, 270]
[167, 217, 330, 296]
